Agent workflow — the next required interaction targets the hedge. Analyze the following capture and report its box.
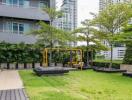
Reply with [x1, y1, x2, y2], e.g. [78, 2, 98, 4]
[92, 62, 120, 69]
[123, 43, 132, 64]
[0, 42, 43, 63]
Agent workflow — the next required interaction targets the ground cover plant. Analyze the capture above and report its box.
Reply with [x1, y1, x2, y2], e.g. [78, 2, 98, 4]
[20, 70, 132, 100]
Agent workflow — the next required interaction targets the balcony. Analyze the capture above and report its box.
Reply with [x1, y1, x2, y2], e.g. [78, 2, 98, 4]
[0, 2, 50, 21]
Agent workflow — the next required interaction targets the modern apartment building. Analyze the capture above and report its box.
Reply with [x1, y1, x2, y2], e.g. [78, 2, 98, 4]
[99, 0, 132, 60]
[0, 0, 55, 44]
[57, 0, 77, 31]
[99, 0, 132, 11]
[55, 0, 77, 47]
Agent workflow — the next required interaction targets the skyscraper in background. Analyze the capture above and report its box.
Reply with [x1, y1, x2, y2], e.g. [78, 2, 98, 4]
[99, 0, 132, 60]
[56, 0, 77, 31]
[99, 0, 132, 11]
[55, 0, 77, 47]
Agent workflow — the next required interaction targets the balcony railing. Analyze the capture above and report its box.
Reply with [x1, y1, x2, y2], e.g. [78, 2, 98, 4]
[0, 29, 24, 34]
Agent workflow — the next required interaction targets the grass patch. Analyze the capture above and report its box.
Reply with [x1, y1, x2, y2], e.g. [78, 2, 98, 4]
[19, 70, 132, 100]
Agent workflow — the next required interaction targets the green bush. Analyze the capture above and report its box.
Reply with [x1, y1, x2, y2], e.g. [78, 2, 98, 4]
[123, 43, 132, 64]
[92, 62, 120, 69]
[0, 42, 43, 63]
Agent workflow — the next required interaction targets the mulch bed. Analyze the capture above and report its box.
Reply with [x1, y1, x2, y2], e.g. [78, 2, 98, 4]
[33, 67, 70, 76]
[93, 67, 126, 73]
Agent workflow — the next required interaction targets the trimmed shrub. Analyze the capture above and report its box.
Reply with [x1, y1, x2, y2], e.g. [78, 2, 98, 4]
[123, 43, 132, 64]
[0, 42, 43, 63]
[92, 62, 120, 69]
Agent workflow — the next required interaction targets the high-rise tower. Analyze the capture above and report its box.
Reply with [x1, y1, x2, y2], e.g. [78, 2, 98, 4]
[99, 0, 132, 11]
[57, 0, 77, 31]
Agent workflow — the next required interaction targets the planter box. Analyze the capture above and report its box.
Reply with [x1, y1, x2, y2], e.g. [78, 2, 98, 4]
[0, 63, 7, 69]
[49, 63, 55, 67]
[27, 63, 32, 69]
[9, 63, 16, 69]
[120, 64, 132, 72]
[35, 63, 40, 68]
[57, 63, 63, 67]
[18, 63, 24, 69]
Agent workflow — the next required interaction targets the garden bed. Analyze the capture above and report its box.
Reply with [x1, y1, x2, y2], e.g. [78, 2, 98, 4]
[33, 67, 69, 76]
[93, 67, 126, 73]
[123, 72, 132, 77]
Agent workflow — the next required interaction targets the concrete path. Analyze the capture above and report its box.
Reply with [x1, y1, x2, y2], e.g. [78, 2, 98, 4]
[0, 70, 24, 90]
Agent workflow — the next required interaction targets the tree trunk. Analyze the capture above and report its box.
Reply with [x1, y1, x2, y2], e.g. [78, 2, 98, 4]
[86, 40, 89, 67]
[91, 50, 94, 67]
[109, 43, 113, 69]
[49, 20, 53, 67]
[49, 41, 53, 67]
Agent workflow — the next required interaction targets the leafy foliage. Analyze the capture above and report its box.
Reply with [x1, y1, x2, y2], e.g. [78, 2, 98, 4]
[0, 42, 42, 63]
[117, 25, 132, 64]
[43, 7, 63, 22]
[73, 19, 107, 66]
[123, 43, 132, 64]
[93, 3, 132, 68]
[30, 21, 73, 47]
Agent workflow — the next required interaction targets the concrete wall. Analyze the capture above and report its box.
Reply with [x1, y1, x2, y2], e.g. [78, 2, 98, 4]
[0, 18, 37, 44]
[0, 32, 36, 44]
[0, 4, 49, 21]
[120, 64, 132, 72]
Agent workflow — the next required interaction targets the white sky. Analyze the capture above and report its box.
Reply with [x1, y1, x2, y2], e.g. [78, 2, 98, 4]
[56, 0, 99, 27]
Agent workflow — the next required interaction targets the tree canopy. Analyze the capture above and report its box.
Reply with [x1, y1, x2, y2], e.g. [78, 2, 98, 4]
[92, 3, 132, 68]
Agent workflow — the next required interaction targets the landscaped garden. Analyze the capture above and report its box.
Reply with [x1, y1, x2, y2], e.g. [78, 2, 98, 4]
[20, 70, 132, 100]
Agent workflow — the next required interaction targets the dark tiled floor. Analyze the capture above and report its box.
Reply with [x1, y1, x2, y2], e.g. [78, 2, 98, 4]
[0, 89, 29, 100]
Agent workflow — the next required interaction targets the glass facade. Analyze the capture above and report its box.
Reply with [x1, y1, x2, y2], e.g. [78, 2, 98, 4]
[0, 20, 37, 34]
[1, 0, 49, 8]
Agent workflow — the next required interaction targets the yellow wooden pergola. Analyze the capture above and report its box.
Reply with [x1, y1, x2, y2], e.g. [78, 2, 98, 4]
[43, 48, 83, 67]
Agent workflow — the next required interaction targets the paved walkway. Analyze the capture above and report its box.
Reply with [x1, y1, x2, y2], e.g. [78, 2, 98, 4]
[0, 70, 24, 90]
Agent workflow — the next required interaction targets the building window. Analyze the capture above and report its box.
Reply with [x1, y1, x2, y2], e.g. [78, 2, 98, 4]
[13, 23, 18, 33]
[12, 0, 18, 5]
[19, 0, 24, 6]
[19, 24, 24, 34]
[4, 0, 26, 7]
[5, 22, 12, 32]
[0, 22, 3, 32]
[13, 22, 24, 34]
[39, 1, 48, 8]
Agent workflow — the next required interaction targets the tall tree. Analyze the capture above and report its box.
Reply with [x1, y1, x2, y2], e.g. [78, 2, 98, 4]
[42, 8, 63, 66]
[93, 3, 132, 68]
[30, 21, 73, 66]
[74, 19, 106, 67]
[115, 24, 132, 64]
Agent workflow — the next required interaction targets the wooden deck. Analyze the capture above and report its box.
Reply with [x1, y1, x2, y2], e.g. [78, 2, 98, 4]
[0, 89, 29, 100]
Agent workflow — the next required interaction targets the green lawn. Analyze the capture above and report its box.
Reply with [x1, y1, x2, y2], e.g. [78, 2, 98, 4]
[19, 70, 132, 100]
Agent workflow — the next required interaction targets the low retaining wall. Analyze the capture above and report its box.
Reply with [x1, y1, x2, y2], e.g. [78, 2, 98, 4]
[120, 64, 132, 72]
[0, 63, 42, 69]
